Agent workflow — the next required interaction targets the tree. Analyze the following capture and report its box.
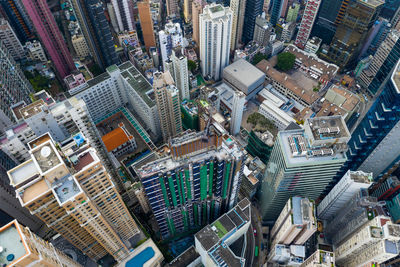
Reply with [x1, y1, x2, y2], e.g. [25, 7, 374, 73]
[276, 52, 296, 71]
[187, 60, 197, 72]
[252, 53, 268, 65]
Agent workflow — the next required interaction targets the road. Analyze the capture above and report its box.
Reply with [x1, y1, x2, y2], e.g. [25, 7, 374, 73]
[251, 203, 263, 267]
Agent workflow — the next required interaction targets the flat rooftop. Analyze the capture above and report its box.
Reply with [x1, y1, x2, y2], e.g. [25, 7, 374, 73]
[169, 246, 200, 267]
[32, 142, 61, 173]
[306, 116, 350, 141]
[0, 222, 27, 266]
[223, 59, 265, 89]
[18, 178, 51, 205]
[19, 99, 46, 120]
[52, 175, 82, 205]
[8, 159, 39, 186]
[71, 150, 96, 173]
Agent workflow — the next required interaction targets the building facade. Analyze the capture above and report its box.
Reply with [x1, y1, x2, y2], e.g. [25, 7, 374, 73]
[165, 48, 190, 101]
[138, 1, 157, 50]
[199, 4, 232, 81]
[111, 0, 135, 32]
[159, 22, 184, 69]
[242, 0, 264, 43]
[0, 0, 34, 43]
[294, 0, 321, 49]
[229, 0, 246, 50]
[25, 40, 47, 62]
[21, 0, 76, 78]
[0, 18, 25, 60]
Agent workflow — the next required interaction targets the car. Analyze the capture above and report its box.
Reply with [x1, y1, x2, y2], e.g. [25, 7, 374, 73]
[253, 229, 257, 236]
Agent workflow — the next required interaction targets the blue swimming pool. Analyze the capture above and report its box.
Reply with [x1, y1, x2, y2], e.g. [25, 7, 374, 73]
[125, 247, 155, 267]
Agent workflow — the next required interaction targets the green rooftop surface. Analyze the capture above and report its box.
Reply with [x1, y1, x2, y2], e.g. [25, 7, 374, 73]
[212, 220, 228, 238]
[106, 64, 119, 73]
[210, 5, 223, 13]
[121, 66, 155, 108]
[86, 72, 111, 87]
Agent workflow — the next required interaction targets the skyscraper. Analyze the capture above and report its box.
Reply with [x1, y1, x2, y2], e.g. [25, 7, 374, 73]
[259, 116, 351, 222]
[379, 0, 400, 21]
[320, 0, 384, 70]
[111, 0, 135, 32]
[192, 0, 205, 45]
[158, 22, 184, 68]
[0, 40, 33, 132]
[138, 1, 156, 50]
[359, 29, 400, 95]
[71, 0, 119, 70]
[253, 14, 274, 46]
[242, 0, 264, 43]
[7, 133, 140, 262]
[230, 0, 247, 50]
[153, 71, 183, 142]
[0, 220, 82, 267]
[0, 18, 25, 60]
[184, 0, 192, 23]
[200, 4, 232, 80]
[166, 0, 179, 17]
[165, 47, 190, 100]
[21, 0, 76, 78]
[136, 129, 246, 238]
[270, 0, 284, 26]
[294, 0, 321, 49]
[336, 59, 400, 182]
[0, 0, 34, 43]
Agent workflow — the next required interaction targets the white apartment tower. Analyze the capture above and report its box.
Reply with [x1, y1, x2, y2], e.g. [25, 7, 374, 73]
[200, 4, 232, 80]
[0, 18, 25, 60]
[166, 47, 190, 100]
[294, 0, 321, 49]
[159, 22, 184, 69]
[111, 0, 135, 31]
[230, 90, 246, 135]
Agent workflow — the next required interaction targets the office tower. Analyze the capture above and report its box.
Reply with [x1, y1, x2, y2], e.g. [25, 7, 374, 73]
[230, 0, 246, 50]
[359, 29, 400, 95]
[183, 0, 192, 22]
[270, 0, 284, 26]
[111, 0, 135, 32]
[286, 1, 300, 22]
[138, 1, 156, 50]
[194, 199, 251, 266]
[380, 0, 400, 21]
[7, 133, 140, 262]
[0, 18, 25, 60]
[317, 170, 372, 220]
[253, 14, 274, 46]
[334, 217, 400, 267]
[153, 71, 183, 142]
[71, 0, 119, 70]
[200, 4, 232, 80]
[259, 116, 351, 222]
[301, 250, 335, 267]
[294, 0, 321, 49]
[310, 0, 344, 44]
[321, 0, 384, 70]
[0, 0, 34, 43]
[166, 0, 179, 17]
[136, 129, 246, 238]
[0, 41, 33, 132]
[270, 197, 317, 247]
[21, 0, 75, 78]
[0, 220, 81, 267]
[25, 40, 47, 62]
[192, 0, 205, 45]
[337, 59, 400, 182]
[360, 17, 391, 58]
[159, 22, 184, 68]
[166, 47, 190, 100]
[242, 0, 263, 44]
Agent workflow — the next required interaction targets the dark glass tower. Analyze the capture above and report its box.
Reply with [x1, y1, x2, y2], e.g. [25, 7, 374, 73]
[70, 0, 119, 70]
[269, 0, 283, 26]
[242, 0, 264, 44]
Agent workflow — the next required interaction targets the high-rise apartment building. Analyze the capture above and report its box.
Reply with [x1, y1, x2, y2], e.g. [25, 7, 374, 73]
[320, 0, 384, 70]
[111, 0, 135, 32]
[70, 0, 119, 70]
[359, 29, 400, 95]
[230, 0, 246, 50]
[270, 0, 284, 26]
[183, 0, 192, 22]
[192, 0, 205, 45]
[136, 129, 246, 238]
[72, 35, 90, 59]
[270, 197, 317, 247]
[294, 0, 321, 49]
[153, 71, 183, 142]
[159, 22, 184, 69]
[0, 18, 25, 60]
[0, 40, 33, 132]
[166, 0, 179, 17]
[336, 59, 400, 182]
[317, 170, 372, 220]
[200, 4, 232, 80]
[286, 1, 300, 22]
[301, 250, 335, 267]
[360, 17, 391, 59]
[25, 40, 47, 62]
[242, 0, 264, 44]
[380, 0, 400, 21]
[259, 116, 351, 222]
[253, 14, 274, 46]
[0, 220, 82, 267]
[138, 1, 156, 50]
[7, 133, 140, 262]
[165, 48, 190, 100]
[229, 90, 246, 135]
[0, 0, 34, 43]
[21, 0, 76, 78]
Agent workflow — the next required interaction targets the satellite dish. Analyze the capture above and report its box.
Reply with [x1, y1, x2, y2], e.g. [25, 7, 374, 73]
[41, 146, 51, 158]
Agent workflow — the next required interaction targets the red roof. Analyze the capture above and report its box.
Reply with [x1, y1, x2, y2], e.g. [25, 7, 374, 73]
[102, 127, 130, 152]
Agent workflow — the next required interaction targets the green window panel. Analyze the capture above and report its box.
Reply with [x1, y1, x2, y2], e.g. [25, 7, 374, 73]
[202, 203, 207, 225]
[194, 205, 198, 226]
[176, 173, 184, 205]
[208, 161, 214, 197]
[167, 218, 176, 235]
[159, 177, 170, 208]
[182, 210, 189, 231]
[179, 172, 186, 204]
[222, 162, 231, 199]
[200, 165, 208, 200]
[185, 170, 192, 200]
[168, 175, 178, 207]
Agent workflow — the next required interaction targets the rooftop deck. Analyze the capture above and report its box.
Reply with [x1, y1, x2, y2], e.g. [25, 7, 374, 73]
[32, 143, 61, 173]
[8, 160, 39, 186]
[19, 178, 50, 205]
[52, 175, 82, 204]
[0, 222, 27, 266]
[72, 151, 95, 173]
[19, 99, 46, 120]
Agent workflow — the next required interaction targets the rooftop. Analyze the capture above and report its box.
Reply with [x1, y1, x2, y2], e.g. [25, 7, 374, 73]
[19, 99, 46, 120]
[325, 85, 360, 112]
[0, 221, 27, 266]
[8, 160, 39, 186]
[32, 142, 61, 173]
[102, 126, 133, 152]
[71, 150, 96, 173]
[86, 72, 111, 88]
[169, 246, 200, 267]
[117, 239, 163, 267]
[52, 174, 82, 204]
[223, 59, 265, 89]
[305, 116, 350, 141]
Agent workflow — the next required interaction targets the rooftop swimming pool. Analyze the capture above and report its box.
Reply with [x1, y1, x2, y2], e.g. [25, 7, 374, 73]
[125, 247, 155, 267]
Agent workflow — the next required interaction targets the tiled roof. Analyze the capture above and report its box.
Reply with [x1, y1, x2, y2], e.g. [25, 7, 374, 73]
[102, 127, 131, 152]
